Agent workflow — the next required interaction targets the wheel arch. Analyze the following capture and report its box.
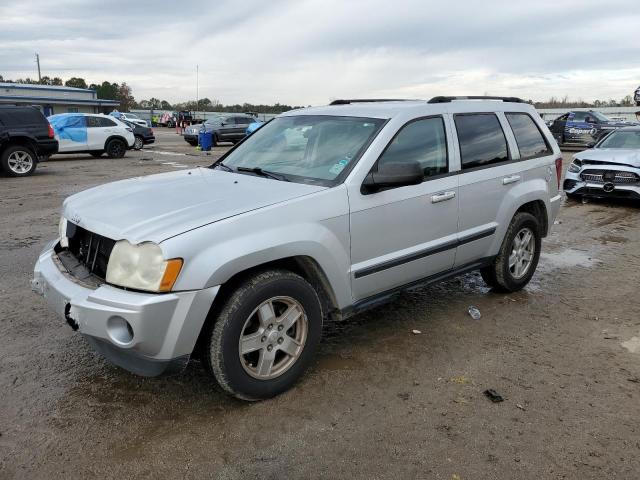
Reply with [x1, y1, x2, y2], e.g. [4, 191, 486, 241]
[2, 136, 38, 156]
[103, 135, 129, 150]
[191, 254, 340, 359]
[515, 199, 549, 238]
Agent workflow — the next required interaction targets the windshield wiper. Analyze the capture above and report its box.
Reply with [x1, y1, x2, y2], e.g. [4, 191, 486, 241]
[236, 166, 290, 182]
[214, 162, 233, 172]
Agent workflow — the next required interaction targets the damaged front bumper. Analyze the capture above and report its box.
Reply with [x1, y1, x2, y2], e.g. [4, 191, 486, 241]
[564, 169, 640, 200]
[32, 240, 219, 376]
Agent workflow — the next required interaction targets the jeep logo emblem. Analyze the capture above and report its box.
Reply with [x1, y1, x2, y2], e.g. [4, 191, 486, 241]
[70, 213, 81, 225]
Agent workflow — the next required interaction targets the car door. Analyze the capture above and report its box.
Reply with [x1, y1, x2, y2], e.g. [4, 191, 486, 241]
[50, 114, 87, 152]
[549, 113, 568, 143]
[452, 112, 521, 267]
[233, 116, 253, 139]
[217, 116, 237, 141]
[86, 116, 117, 150]
[349, 116, 459, 301]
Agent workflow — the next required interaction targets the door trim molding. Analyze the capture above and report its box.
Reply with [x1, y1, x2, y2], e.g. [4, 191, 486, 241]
[353, 226, 496, 279]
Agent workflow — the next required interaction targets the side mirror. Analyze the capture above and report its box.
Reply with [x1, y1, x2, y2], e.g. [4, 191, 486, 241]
[362, 161, 423, 193]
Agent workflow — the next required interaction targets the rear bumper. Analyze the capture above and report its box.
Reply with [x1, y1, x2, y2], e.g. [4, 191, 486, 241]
[143, 136, 155, 145]
[36, 139, 59, 157]
[32, 241, 219, 376]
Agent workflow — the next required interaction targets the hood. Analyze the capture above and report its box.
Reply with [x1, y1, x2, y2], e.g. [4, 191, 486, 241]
[62, 168, 326, 243]
[575, 148, 640, 168]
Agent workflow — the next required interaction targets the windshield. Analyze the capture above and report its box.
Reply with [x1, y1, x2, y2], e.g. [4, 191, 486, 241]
[598, 130, 640, 149]
[216, 115, 385, 185]
[591, 111, 612, 122]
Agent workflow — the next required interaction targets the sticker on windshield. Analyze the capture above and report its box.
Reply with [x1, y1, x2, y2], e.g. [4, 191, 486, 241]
[329, 158, 349, 175]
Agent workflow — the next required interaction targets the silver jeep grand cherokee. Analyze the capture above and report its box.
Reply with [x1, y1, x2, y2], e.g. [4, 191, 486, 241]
[33, 96, 562, 400]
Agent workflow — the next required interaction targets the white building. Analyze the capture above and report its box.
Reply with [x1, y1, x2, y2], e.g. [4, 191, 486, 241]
[0, 82, 119, 116]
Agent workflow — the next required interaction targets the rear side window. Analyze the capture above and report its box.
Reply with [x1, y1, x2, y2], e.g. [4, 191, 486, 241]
[97, 117, 117, 127]
[377, 116, 448, 178]
[235, 117, 253, 125]
[455, 114, 509, 169]
[505, 113, 552, 160]
[0, 107, 45, 126]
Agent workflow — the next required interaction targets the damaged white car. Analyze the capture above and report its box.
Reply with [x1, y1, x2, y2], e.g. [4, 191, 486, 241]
[564, 126, 640, 200]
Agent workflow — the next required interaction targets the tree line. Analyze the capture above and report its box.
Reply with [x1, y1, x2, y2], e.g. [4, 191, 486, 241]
[532, 95, 636, 109]
[0, 74, 301, 113]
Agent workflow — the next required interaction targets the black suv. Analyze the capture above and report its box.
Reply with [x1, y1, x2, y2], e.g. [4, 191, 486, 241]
[0, 106, 58, 177]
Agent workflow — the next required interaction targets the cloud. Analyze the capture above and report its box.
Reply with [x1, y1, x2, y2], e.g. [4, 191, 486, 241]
[1, 0, 639, 105]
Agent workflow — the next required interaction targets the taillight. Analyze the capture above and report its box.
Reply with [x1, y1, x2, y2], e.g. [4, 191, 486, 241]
[555, 156, 562, 190]
[48, 123, 54, 138]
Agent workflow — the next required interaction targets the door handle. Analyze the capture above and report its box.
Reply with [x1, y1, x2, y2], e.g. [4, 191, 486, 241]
[431, 191, 456, 203]
[502, 174, 521, 185]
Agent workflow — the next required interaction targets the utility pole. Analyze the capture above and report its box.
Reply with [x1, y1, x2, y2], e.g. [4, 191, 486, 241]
[196, 64, 199, 115]
[35, 53, 42, 83]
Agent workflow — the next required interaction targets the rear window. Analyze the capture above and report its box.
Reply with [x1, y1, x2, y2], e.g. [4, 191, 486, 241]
[0, 107, 46, 127]
[505, 113, 552, 159]
[455, 114, 509, 169]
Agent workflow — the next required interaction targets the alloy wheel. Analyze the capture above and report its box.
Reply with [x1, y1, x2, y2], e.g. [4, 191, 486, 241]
[7, 150, 34, 174]
[509, 227, 535, 279]
[238, 296, 308, 380]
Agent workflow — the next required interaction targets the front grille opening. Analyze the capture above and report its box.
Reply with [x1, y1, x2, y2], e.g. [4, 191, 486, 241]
[64, 223, 116, 280]
[580, 169, 639, 185]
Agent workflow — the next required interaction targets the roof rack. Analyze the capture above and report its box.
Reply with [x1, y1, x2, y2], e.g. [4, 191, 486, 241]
[428, 96, 526, 104]
[329, 99, 412, 105]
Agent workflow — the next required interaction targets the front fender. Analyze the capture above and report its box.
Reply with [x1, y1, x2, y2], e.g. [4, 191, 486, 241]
[162, 188, 353, 309]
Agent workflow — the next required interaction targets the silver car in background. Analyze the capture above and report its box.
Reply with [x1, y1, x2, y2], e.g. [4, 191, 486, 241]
[564, 126, 640, 200]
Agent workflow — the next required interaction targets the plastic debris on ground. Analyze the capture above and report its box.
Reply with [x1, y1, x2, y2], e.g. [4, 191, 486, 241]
[411, 329, 421, 335]
[468, 306, 481, 320]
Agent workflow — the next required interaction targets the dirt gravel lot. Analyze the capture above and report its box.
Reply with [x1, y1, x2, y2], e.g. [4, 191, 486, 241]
[1, 130, 639, 479]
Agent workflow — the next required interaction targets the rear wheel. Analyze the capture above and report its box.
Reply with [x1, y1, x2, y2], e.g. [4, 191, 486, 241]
[105, 138, 126, 158]
[203, 270, 323, 401]
[480, 212, 541, 292]
[133, 136, 144, 150]
[1, 145, 37, 177]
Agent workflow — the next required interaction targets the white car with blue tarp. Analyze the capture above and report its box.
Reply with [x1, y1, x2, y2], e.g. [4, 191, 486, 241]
[48, 113, 135, 158]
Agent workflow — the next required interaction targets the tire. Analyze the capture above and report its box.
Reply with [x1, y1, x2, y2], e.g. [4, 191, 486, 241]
[187, 140, 198, 147]
[105, 138, 126, 158]
[90, 151, 104, 158]
[212, 133, 218, 147]
[133, 136, 144, 150]
[203, 270, 323, 401]
[480, 212, 541, 292]
[0, 145, 37, 177]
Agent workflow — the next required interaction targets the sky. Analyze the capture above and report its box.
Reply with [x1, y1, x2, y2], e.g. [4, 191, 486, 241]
[1, 0, 639, 106]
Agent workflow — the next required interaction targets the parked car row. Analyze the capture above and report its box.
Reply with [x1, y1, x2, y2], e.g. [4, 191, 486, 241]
[0, 107, 157, 177]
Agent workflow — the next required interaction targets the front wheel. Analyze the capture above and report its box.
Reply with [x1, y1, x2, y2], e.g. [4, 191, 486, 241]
[1, 145, 37, 177]
[480, 212, 541, 292]
[203, 270, 323, 401]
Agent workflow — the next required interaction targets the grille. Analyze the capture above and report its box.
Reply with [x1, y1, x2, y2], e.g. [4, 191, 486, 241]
[65, 223, 116, 280]
[580, 169, 639, 185]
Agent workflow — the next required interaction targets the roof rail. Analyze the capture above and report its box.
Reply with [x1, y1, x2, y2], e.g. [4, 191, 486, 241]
[428, 96, 527, 104]
[329, 99, 412, 105]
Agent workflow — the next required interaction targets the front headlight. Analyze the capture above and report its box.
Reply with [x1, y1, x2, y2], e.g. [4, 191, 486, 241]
[106, 240, 183, 292]
[568, 159, 582, 173]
